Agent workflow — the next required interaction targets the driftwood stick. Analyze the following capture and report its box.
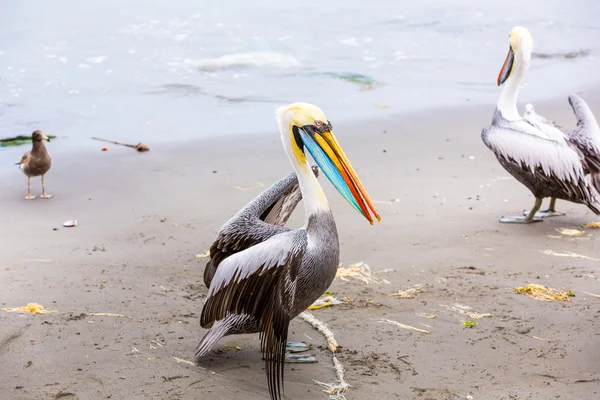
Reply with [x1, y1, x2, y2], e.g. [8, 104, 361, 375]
[91, 137, 150, 152]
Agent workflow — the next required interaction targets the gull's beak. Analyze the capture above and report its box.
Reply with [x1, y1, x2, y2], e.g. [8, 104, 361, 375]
[497, 45, 514, 86]
[43, 135, 50, 142]
[299, 128, 380, 224]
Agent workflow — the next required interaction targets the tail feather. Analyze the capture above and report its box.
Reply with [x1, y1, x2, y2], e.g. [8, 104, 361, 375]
[195, 319, 230, 359]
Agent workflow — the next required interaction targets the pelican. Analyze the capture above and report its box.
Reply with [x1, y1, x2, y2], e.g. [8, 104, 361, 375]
[196, 102, 380, 399]
[481, 26, 600, 223]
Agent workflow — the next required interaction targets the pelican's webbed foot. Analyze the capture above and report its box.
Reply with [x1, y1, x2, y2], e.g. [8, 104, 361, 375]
[500, 216, 543, 224]
[284, 341, 317, 363]
[523, 198, 564, 218]
[522, 209, 565, 218]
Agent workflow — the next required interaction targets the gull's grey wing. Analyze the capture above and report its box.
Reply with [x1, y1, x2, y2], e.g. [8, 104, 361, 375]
[566, 94, 600, 172]
[203, 165, 319, 287]
[201, 231, 307, 400]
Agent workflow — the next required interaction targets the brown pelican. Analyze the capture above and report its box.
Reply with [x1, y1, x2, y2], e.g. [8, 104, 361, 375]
[16, 130, 52, 200]
[481, 26, 600, 223]
[196, 102, 380, 399]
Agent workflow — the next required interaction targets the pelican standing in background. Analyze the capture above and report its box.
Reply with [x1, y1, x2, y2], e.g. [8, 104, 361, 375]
[196, 103, 380, 400]
[481, 26, 600, 223]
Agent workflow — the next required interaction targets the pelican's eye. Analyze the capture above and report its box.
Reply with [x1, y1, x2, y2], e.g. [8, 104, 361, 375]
[315, 120, 323, 128]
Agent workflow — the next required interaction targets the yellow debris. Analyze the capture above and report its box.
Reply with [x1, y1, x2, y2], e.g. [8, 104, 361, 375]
[308, 301, 331, 310]
[416, 313, 436, 319]
[514, 284, 575, 301]
[390, 284, 424, 298]
[3, 303, 54, 314]
[195, 250, 210, 259]
[335, 262, 390, 284]
[556, 228, 584, 236]
[583, 222, 600, 229]
[532, 336, 554, 342]
[172, 357, 198, 366]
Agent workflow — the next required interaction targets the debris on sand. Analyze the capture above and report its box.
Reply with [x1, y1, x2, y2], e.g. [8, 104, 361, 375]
[556, 228, 585, 237]
[91, 137, 150, 152]
[172, 356, 199, 367]
[583, 291, 600, 299]
[195, 250, 210, 259]
[308, 295, 343, 310]
[86, 313, 132, 319]
[299, 311, 338, 352]
[462, 320, 477, 328]
[374, 318, 430, 334]
[335, 262, 390, 284]
[439, 303, 491, 319]
[390, 284, 424, 298]
[541, 249, 599, 262]
[3, 303, 54, 314]
[63, 220, 78, 228]
[532, 336, 554, 342]
[416, 313, 436, 319]
[299, 311, 349, 400]
[514, 284, 575, 301]
[583, 222, 600, 229]
[314, 355, 350, 400]
[232, 182, 265, 191]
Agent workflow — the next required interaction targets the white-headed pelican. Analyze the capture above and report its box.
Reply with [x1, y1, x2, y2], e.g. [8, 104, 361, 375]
[196, 102, 380, 399]
[481, 26, 600, 223]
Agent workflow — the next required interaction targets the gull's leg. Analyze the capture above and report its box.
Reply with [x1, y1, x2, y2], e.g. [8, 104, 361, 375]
[523, 197, 565, 218]
[501, 197, 543, 223]
[25, 177, 35, 200]
[40, 175, 52, 199]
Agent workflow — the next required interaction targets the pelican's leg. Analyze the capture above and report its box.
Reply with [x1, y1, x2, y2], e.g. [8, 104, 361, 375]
[40, 175, 52, 199]
[25, 177, 35, 200]
[284, 341, 317, 363]
[500, 197, 543, 223]
[523, 197, 565, 218]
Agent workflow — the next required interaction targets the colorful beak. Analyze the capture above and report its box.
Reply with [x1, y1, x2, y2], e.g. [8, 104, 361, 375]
[298, 128, 380, 224]
[497, 46, 514, 86]
[43, 135, 50, 142]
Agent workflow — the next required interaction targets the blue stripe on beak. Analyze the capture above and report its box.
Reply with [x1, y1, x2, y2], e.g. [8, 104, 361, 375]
[298, 128, 362, 214]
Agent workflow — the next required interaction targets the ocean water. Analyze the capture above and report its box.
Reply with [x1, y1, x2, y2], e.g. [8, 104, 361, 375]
[0, 0, 599, 149]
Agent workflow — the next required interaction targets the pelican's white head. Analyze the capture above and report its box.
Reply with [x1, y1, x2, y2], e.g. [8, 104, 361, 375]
[275, 102, 380, 224]
[497, 26, 534, 86]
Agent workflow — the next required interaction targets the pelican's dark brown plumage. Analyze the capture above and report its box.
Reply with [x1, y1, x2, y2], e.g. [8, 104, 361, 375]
[17, 130, 52, 200]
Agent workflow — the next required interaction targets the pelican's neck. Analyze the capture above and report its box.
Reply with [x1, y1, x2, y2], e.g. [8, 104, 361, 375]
[277, 117, 329, 227]
[497, 50, 530, 121]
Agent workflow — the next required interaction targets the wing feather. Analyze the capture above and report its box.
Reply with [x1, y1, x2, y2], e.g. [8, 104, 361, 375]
[203, 165, 319, 287]
[201, 232, 307, 400]
[566, 94, 600, 172]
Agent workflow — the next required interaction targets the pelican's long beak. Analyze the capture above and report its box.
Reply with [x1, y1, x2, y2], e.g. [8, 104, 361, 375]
[298, 127, 380, 224]
[497, 46, 514, 86]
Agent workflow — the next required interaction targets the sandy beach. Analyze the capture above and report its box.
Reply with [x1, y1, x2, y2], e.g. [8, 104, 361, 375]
[1, 91, 600, 400]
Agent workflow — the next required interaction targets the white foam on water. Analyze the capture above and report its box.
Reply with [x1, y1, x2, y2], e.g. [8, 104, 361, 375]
[86, 56, 107, 64]
[184, 51, 301, 71]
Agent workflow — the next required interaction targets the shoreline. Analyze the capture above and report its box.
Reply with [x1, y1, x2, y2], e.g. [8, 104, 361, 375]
[2, 84, 600, 165]
[1, 86, 600, 400]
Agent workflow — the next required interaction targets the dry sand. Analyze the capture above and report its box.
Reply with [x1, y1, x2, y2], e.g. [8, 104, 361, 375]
[1, 92, 600, 400]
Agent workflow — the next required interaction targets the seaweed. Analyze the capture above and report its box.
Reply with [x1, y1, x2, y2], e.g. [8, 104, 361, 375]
[0, 135, 57, 148]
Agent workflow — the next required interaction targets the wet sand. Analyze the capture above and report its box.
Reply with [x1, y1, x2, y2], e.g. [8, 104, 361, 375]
[1, 92, 600, 400]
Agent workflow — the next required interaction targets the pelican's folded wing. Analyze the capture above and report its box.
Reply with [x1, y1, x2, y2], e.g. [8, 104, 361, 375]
[567, 94, 600, 172]
[201, 230, 307, 400]
[203, 165, 319, 287]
